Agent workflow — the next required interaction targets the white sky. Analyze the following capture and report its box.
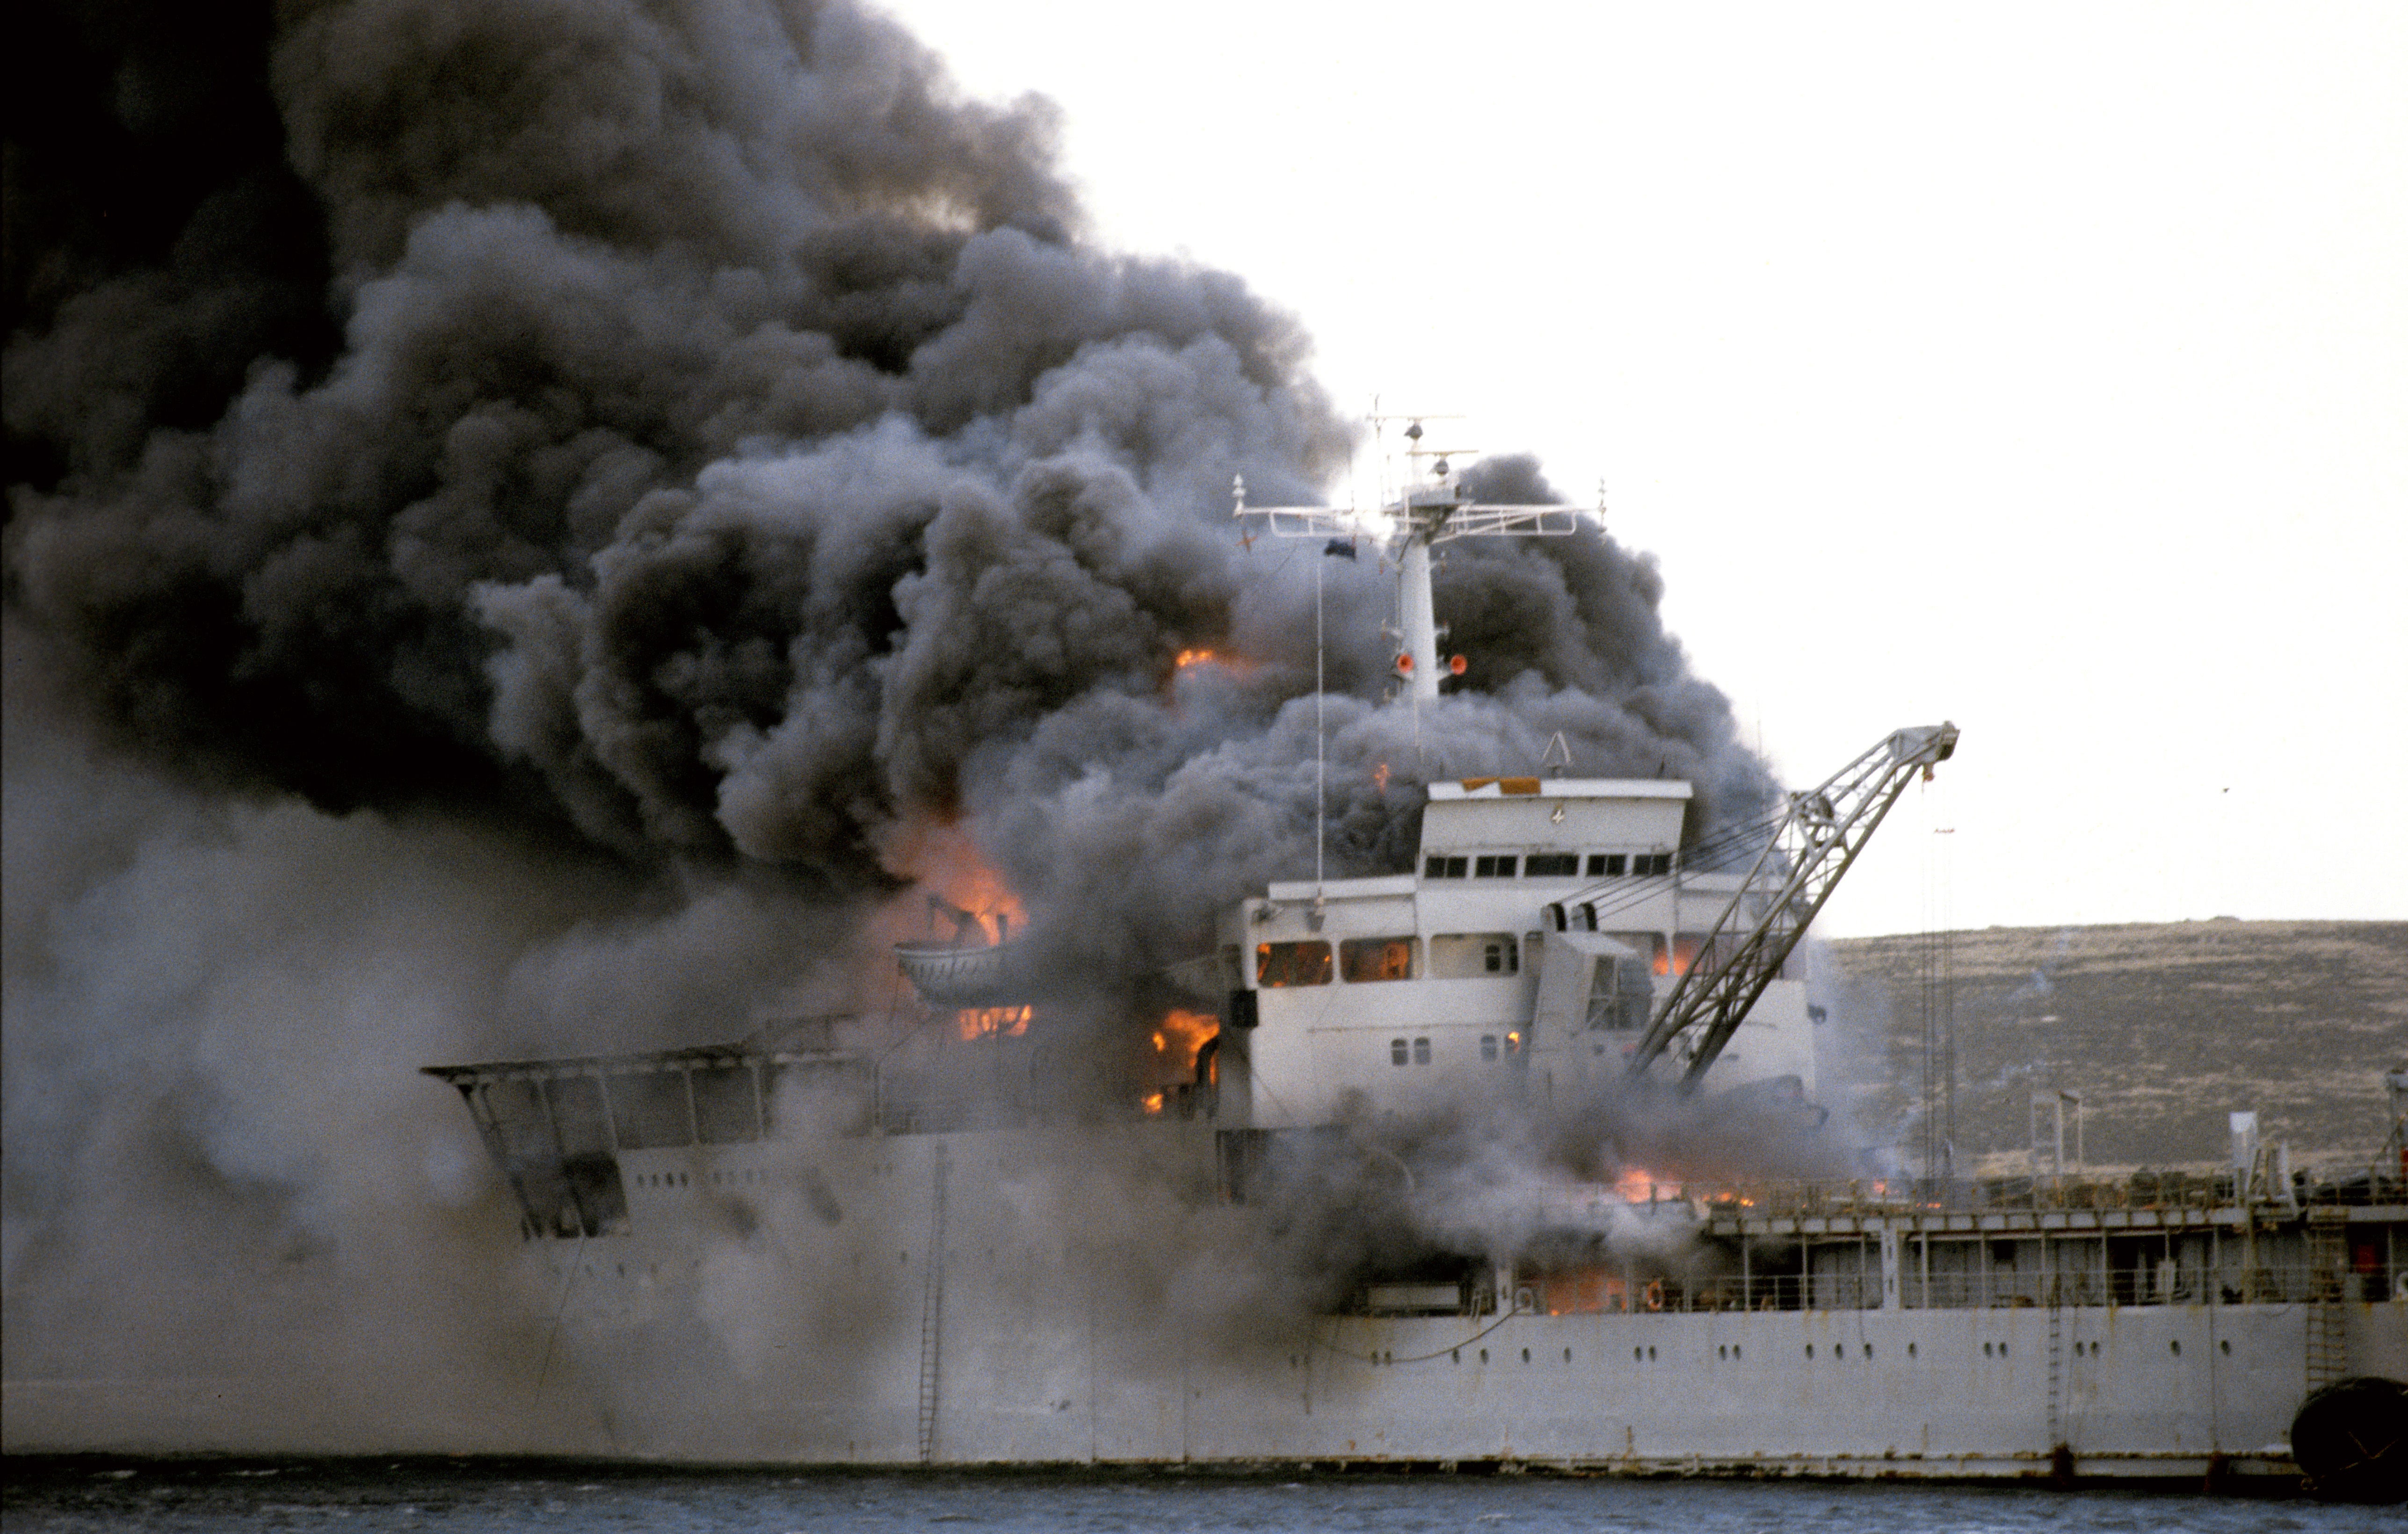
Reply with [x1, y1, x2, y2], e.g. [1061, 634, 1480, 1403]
[879, 1, 2408, 936]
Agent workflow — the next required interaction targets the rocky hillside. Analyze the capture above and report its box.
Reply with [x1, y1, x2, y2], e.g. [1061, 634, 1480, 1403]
[1811, 920, 2407, 1172]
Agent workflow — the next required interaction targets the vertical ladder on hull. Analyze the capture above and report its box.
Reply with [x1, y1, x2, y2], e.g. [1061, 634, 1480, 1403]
[2045, 1300, 2065, 1451]
[916, 1142, 951, 1465]
[2306, 1223, 2349, 1391]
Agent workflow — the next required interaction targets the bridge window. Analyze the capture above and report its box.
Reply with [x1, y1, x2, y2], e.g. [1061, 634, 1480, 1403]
[1588, 853, 1626, 877]
[1391, 1039, 1408, 1066]
[1481, 1035, 1499, 1061]
[1473, 854, 1518, 877]
[1255, 941, 1333, 987]
[1429, 934, 1519, 977]
[1422, 855, 1468, 878]
[1413, 1037, 1431, 1065]
[1340, 936, 1419, 982]
[1524, 853, 1579, 877]
[1636, 852, 1674, 876]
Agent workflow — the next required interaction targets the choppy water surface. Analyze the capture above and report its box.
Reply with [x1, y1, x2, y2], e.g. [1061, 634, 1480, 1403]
[3, 1462, 2395, 1534]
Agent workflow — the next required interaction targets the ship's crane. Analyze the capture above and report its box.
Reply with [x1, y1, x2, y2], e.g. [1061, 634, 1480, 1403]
[1624, 722, 1960, 1092]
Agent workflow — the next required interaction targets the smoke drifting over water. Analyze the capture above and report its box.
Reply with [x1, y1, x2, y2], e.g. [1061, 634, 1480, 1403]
[5, 0, 1779, 1450]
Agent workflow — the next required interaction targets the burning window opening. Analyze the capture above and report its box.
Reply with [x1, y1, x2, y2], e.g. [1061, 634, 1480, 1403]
[1152, 1009, 1218, 1074]
[957, 1005, 1031, 1041]
[1256, 940, 1332, 988]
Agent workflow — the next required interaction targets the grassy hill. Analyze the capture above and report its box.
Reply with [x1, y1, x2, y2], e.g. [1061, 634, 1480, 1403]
[1811, 919, 2407, 1173]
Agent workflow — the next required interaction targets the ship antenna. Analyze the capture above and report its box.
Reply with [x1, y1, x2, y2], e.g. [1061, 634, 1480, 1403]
[1314, 502, 1327, 912]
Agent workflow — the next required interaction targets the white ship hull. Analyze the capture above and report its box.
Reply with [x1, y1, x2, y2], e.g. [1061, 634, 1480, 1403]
[521, 1127, 2405, 1484]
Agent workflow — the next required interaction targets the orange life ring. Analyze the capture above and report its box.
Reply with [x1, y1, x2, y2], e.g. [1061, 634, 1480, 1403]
[1644, 1280, 1665, 1312]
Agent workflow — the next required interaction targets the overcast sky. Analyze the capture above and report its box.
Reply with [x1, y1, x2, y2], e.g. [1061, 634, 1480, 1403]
[880, 0, 2407, 938]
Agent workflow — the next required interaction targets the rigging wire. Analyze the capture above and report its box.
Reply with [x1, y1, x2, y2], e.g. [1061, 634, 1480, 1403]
[1310, 1303, 1525, 1366]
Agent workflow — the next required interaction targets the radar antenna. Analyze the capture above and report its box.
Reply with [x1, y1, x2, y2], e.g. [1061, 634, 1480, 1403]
[1234, 414, 1598, 702]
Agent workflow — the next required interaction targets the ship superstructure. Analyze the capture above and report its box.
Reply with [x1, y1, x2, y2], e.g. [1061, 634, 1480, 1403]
[1222, 774, 1812, 1129]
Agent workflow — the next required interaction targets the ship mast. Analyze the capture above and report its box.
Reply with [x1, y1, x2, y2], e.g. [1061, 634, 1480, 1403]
[1235, 416, 1596, 705]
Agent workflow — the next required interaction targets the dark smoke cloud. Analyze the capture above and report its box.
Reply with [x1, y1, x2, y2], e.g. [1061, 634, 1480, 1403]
[7, 0, 1768, 958]
[4, 0, 1786, 1451]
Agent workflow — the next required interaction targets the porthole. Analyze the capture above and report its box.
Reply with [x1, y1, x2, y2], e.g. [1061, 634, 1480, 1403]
[1479, 1349, 1488, 1364]
[1718, 1345, 1727, 1360]
[1864, 1345, 1874, 1360]
[1733, 1345, 1741, 1360]
[1647, 1346, 1656, 1361]
[1983, 1342, 1993, 1357]
[1563, 1348, 1573, 1363]
[1908, 1342, 1917, 1358]
[2219, 1339, 2230, 1355]
[1521, 1348, 1531, 1364]
[2171, 1340, 2182, 1356]
[1835, 1345, 1846, 1360]
[2001, 1343, 2009, 1357]
[1452, 1349, 1461, 1364]
[1805, 1345, 1814, 1359]
[1634, 1346, 1643, 1362]
[1384, 1351, 1393, 1365]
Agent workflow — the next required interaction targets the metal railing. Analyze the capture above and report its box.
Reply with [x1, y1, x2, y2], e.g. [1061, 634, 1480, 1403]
[1686, 1163, 2405, 1221]
[1897, 1262, 2387, 1310]
[1507, 1261, 2395, 1317]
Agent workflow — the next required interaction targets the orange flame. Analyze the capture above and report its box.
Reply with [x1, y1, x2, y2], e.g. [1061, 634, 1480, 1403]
[1152, 1009, 1217, 1073]
[1613, 1166, 1661, 1202]
[887, 823, 1025, 945]
[1372, 761, 1391, 792]
[957, 1005, 1031, 1041]
[1140, 1090, 1166, 1116]
[1171, 647, 1255, 680]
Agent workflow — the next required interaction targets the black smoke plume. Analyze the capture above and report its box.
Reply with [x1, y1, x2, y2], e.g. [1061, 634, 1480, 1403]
[4, 0, 1779, 1450]
[8, 0, 1769, 962]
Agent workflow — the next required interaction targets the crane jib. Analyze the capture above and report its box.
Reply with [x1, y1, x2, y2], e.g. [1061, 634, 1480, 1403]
[1624, 723, 1960, 1091]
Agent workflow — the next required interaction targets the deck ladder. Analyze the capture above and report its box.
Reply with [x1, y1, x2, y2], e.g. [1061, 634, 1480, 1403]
[2305, 1223, 2350, 1392]
[916, 1142, 951, 1464]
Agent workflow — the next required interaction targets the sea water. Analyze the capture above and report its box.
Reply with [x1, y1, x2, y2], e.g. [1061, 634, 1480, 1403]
[3, 1462, 2395, 1533]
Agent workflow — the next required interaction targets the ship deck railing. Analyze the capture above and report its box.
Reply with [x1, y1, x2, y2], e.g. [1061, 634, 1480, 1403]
[1672, 1163, 2404, 1221]
[1514, 1263, 2388, 1317]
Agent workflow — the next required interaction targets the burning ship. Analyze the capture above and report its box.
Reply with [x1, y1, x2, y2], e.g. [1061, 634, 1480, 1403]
[424, 452, 2408, 1492]
[6, 0, 2393, 1491]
